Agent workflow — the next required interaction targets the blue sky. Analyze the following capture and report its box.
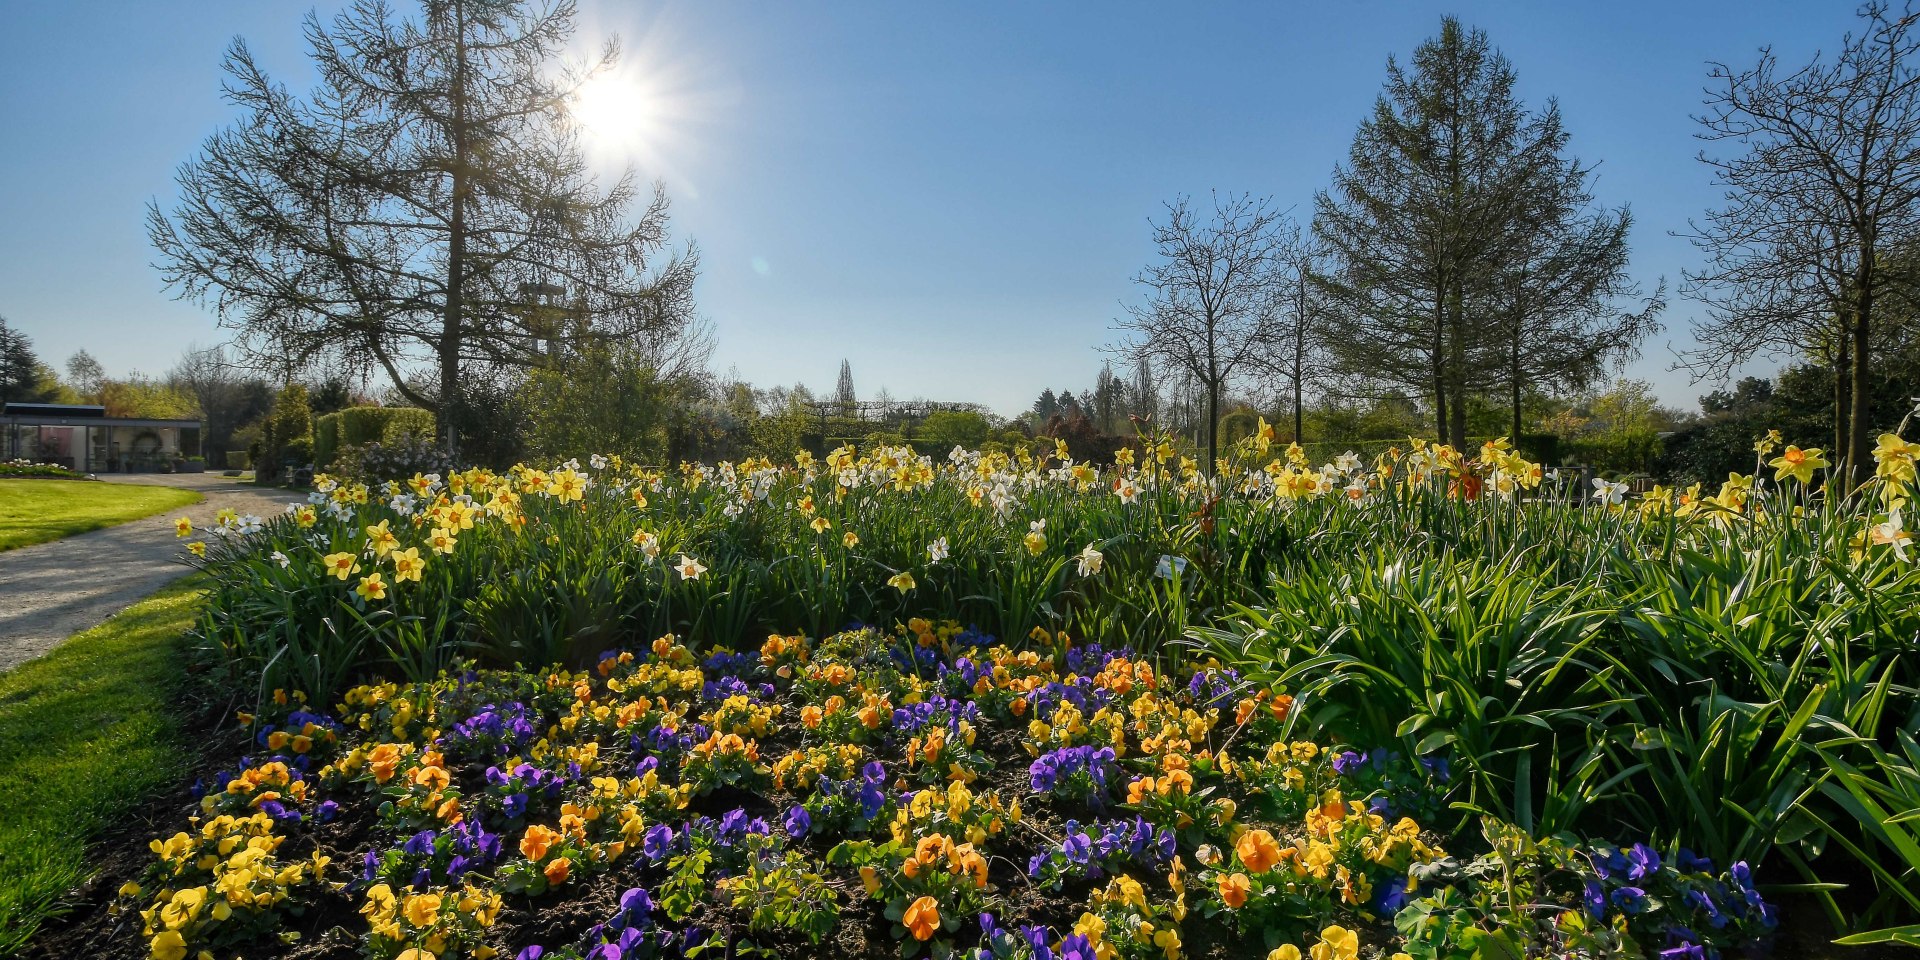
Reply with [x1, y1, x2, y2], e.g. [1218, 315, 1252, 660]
[0, 1, 1856, 418]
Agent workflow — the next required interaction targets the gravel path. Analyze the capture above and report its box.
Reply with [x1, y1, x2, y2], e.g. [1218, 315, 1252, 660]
[0, 473, 300, 673]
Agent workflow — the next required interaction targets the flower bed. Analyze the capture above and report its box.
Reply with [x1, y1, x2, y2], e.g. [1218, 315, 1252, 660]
[0, 458, 87, 479]
[109, 623, 1775, 960]
[87, 424, 1920, 956]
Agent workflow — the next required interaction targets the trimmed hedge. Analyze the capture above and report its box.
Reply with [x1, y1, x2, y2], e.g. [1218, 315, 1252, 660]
[314, 407, 435, 468]
[313, 415, 339, 470]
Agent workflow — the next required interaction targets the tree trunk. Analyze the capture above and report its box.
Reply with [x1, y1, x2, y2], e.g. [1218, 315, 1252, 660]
[1833, 333, 1850, 472]
[1510, 327, 1523, 445]
[440, 0, 470, 460]
[1850, 277, 1874, 491]
[1433, 292, 1448, 442]
[1293, 270, 1306, 444]
[1446, 283, 1468, 449]
[1205, 381, 1219, 474]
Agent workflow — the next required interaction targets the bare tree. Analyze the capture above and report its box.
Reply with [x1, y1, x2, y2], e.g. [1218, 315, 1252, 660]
[1268, 230, 1333, 443]
[65, 350, 105, 401]
[1112, 192, 1288, 469]
[169, 344, 276, 464]
[148, 0, 699, 456]
[1488, 165, 1665, 445]
[1684, 1, 1920, 484]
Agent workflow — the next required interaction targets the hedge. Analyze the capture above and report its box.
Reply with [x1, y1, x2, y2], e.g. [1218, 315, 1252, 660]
[314, 407, 435, 469]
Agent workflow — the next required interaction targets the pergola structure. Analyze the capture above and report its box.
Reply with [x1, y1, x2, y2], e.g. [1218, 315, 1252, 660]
[1, 402, 202, 473]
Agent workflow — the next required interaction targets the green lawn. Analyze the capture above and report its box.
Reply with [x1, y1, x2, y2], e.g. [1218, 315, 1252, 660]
[0, 581, 205, 953]
[0, 479, 202, 551]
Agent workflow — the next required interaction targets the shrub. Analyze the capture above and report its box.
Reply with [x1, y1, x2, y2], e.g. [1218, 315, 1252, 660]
[257, 384, 313, 483]
[326, 406, 436, 460]
[313, 412, 341, 467]
[327, 433, 451, 487]
[0, 459, 84, 479]
[917, 410, 990, 450]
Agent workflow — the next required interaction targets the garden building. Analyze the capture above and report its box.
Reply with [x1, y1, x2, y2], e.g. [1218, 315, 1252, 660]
[1, 402, 202, 473]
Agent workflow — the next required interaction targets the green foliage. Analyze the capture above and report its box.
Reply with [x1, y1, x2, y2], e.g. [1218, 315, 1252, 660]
[0, 580, 204, 955]
[1540, 379, 1683, 475]
[1659, 360, 1920, 485]
[517, 344, 680, 463]
[0, 479, 201, 551]
[720, 835, 841, 943]
[313, 412, 340, 468]
[918, 410, 990, 450]
[98, 374, 199, 420]
[259, 383, 314, 480]
[1191, 488, 1920, 922]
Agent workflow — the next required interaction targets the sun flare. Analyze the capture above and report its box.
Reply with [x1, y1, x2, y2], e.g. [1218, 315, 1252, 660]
[569, 71, 655, 151]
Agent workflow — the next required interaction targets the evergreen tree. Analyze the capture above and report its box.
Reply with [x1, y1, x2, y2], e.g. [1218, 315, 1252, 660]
[1033, 388, 1060, 422]
[834, 360, 857, 417]
[0, 316, 45, 407]
[1093, 364, 1124, 433]
[1315, 17, 1655, 447]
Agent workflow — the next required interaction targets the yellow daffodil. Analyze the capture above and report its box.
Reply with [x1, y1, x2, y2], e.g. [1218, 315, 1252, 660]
[391, 547, 425, 583]
[174, 517, 192, 538]
[1768, 445, 1827, 485]
[356, 572, 388, 601]
[888, 571, 916, 593]
[323, 552, 361, 581]
[365, 520, 400, 558]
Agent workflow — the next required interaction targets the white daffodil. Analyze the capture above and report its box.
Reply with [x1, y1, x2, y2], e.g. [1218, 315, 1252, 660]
[1592, 478, 1629, 506]
[674, 554, 707, 581]
[632, 530, 661, 560]
[927, 536, 950, 564]
[1076, 544, 1104, 577]
[1872, 508, 1912, 561]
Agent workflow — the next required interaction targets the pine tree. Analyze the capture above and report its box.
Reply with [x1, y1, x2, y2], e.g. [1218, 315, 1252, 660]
[834, 360, 857, 417]
[1315, 17, 1656, 447]
[0, 316, 44, 407]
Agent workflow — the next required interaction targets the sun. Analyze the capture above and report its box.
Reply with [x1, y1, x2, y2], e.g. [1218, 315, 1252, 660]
[569, 71, 655, 152]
